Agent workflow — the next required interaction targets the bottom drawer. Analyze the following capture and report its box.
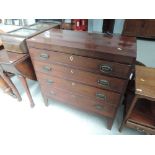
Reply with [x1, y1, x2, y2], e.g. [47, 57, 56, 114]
[126, 120, 155, 135]
[41, 86, 116, 118]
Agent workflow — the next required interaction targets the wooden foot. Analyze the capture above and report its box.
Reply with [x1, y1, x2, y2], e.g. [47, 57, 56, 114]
[42, 94, 48, 106]
[119, 96, 138, 132]
[107, 118, 114, 130]
[0, 72, 22, 101]
[18, 75, 35, 108]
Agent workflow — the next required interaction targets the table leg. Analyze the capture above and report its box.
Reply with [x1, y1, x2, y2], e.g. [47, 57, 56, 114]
[107, 118, 114, 130]
[119, 96, 138, 132]
[42, 94, 48, 106]
[0, 72, 22, 101]
[18, 75, 35, 108]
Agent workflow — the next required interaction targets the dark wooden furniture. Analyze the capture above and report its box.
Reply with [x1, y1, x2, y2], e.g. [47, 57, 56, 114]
[0, 49, 36, 107]
[102, 19, 115, 33]
[120, 65, 155, 134]
[123, 19, 155, 38]
[27, 29, 136, 129]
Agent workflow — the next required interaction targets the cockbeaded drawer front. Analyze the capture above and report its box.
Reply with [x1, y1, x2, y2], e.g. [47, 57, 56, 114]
[33, 60, 127, 93]
[29, 48, 131, 79]
[36, 72, 121, 107]
[41, 86, 116, 118]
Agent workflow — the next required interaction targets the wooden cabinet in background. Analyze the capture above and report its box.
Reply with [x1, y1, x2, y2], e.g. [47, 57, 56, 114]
[123, 19, 155, 38]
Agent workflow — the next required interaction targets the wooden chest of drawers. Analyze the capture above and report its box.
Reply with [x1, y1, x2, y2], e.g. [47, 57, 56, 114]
[27, 29, 136, 129]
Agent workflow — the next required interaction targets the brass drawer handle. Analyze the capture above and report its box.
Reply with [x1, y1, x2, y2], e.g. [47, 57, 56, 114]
[47, 79, 54, 84]
[96, 93, 106, 101]
[98, 79, 109, 87]
[100, 64, 112, 73]
[39, 53, 49, 60]
[136, 128, 145, 133]
[94, 104, 104, 110]
[43, 66, 52, 71]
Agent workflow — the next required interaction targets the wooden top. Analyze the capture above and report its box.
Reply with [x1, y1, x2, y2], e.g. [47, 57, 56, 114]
[0, 49, 28, 65]
[27, 29, 136, 60]
[0, 25, 21, 46]
[136, 65, 155, 100]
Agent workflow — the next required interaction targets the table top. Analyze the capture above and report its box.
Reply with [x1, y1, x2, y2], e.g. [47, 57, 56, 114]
[136, 65, 155, 100]
[0, 24, 21, 46]
[27, 29, 137, 58]
[0, 49, 28, 65]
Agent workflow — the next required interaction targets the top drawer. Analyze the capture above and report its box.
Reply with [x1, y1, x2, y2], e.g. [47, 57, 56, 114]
[29, 48, 131, 79]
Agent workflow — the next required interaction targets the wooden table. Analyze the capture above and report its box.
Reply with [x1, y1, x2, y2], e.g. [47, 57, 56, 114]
[120, 65, 155, 134]
[0, 49, 36, 107]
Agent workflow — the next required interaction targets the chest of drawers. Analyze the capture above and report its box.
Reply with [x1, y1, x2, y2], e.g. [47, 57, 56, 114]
[27, 29, 136, 129]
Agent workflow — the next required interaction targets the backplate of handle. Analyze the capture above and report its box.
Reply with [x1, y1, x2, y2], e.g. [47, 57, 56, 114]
[96, 93, 106, 101]
[98, 79, 109, 87]
[47, 79, 54, 84]
[100, 64, 112, 73]
[43, 66, 51, 71]
[39, 53, 49, 60]
[94, 104, 104, 110]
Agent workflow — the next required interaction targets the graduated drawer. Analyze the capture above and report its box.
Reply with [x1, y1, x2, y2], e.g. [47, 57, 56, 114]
[126, 120, 155, 135]
[37, 72, 121, 107]
[29, 48, 131, 79]
[41, 86, 116, 118]
[33, 60, 126, 93]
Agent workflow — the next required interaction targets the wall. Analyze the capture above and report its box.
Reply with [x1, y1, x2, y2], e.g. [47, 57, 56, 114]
[88, 19, 125, 34]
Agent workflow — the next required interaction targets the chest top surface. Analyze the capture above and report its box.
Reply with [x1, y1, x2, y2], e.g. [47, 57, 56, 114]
[136, 65, 155, 99]
[27, 29, 136, 58]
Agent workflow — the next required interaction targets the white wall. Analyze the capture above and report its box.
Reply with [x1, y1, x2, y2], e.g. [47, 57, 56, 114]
[113, 19, 125, 34]
[88, 19, 125, 34]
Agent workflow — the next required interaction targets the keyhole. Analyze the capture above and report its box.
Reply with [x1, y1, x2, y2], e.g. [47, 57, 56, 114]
[70, 56, 74, 61]
[70, 70, 74, 74]
[71, 82, 75, 86]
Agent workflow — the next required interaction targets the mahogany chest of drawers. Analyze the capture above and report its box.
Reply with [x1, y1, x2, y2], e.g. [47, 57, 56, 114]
[27, 29, 136, 129]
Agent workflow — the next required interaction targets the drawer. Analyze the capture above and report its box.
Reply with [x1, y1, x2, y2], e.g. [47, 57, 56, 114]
[37, 72, 121, 106]
[29, 48, 131, 79]
[41, 86, 116, 118]
[33, 60, 127, 93]
[126, 120, 155, 135]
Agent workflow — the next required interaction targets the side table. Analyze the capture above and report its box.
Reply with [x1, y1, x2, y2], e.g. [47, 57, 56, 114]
[0, 49, 36, 107]
[120, 65, 155, 134]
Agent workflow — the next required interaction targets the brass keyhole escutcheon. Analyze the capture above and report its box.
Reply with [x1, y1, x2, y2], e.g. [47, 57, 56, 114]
[71, 82, 75, 86]
[70, 69, 74, 74]
[70, 56, 74, 61]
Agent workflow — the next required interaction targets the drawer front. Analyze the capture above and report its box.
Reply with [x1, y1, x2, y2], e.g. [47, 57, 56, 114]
[37, 72, 121, 106]
[33, 61, 127, 93]
[126, 120, 155, 135]
[29, 48, 131, 79]
[41, 86, 116, 118]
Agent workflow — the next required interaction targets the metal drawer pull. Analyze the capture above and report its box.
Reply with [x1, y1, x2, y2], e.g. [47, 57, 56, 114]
[47, 79, 54, 84]
[98, 79, 109, 87]
[39, 53, 49, 60]
[96, 93, 106, 101]
[136, 128, 145, 133]
[100, 64, 112, 73]
[43, 66, 51, 71]
[94, 104, 104, 110]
